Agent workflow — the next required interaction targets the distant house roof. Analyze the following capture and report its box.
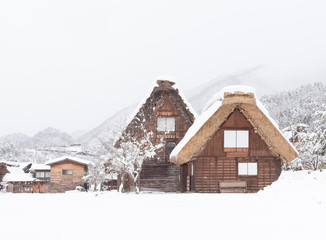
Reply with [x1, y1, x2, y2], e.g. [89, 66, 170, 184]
[30, 163, 51, 171]
[170, 85, 298, 165]
[0, 160, 20, 167]
[45, 156, 93, 166]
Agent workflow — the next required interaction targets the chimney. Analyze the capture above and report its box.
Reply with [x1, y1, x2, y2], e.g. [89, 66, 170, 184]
[157, 80, 175, 88]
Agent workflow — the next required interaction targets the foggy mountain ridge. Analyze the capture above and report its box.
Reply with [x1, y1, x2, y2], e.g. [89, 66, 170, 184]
[1, 67, 325, 148]
[0, 133, 31, 144]
[0, 127, 75, 149]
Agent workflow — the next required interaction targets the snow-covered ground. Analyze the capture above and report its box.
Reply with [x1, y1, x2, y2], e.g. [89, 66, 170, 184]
[1, 171, 325, 240]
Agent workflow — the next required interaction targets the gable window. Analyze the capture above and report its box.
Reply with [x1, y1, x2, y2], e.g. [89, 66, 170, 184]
[62, 169, 73, 175]
[157, 117, 175, 132]
[224, 130, 249, 152]
[238, 162, 257, 176]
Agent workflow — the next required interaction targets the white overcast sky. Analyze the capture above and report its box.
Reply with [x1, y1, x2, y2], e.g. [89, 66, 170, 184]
[1, 0, 326, 136]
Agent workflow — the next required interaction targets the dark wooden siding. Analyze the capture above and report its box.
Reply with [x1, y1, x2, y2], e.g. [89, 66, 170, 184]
[184, 109, 282, 193]
[140, 162, 180, 192]
[124, 82, 194, 192]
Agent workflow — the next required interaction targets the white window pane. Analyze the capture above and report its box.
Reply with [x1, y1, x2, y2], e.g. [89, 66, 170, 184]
[237, 130, 249, 148]
[157, 117, 175, 131]
[248, 163, 257, 175]
[224, 130, 236, 147]
[166, 118, 175, 131]
[238, 163, 248, 175]
[45, 172, 50, 178]
[36, 172, 45, 178]
[157, 117, 166, 131]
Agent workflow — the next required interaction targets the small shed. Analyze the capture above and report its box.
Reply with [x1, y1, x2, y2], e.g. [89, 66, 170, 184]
[46, 156, 93, 193]
[170, 85, 298, 193]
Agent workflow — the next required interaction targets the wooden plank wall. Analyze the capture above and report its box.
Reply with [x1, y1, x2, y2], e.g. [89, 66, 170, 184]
[193, 156, 281, 193]
[49, 161, 86, 193]
[140, 162, 180, 192]
[8, 182, 49, 193]
[184, 109, 282, 193]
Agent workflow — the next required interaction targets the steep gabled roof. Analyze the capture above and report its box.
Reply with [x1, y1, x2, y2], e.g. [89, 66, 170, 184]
[126, 78, 197, 128]
[170, 85, 298, 165]
[45, 156, 93, 166]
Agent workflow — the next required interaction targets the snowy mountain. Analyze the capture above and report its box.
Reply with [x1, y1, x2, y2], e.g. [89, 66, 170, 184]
[78, 104, 136, 145]
[70, 130, 89, 141]
[261, 82, 326, 129]
[0, 133, 31, 144]
[186, 65, 276, 114]
[0, 128, 83, 163]
[24, 127, 75, 148]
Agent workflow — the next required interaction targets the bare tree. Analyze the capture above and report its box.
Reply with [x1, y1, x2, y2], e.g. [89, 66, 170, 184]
[83, 159, 105, 191]
[98, 120, 162, 193]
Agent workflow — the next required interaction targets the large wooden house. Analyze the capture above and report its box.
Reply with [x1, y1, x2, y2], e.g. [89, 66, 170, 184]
[45, 156, 93, 193]
[170, 86, 298, 193]
[122, 79, 196, 192]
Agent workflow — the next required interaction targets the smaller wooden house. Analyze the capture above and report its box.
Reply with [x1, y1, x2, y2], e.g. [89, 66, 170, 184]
[3, 163, 36, 193]
[2, 162, 50, 193]
[170, 86, 298, 193]
[45, 156, 93, 193]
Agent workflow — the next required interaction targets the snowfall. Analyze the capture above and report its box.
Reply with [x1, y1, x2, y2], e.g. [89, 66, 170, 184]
[1, 171, 326, 240]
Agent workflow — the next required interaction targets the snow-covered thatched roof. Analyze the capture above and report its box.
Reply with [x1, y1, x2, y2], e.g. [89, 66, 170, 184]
[3, 166, 35, 183]
[170, 85, 298, 165]
[45, 156, 93, 166]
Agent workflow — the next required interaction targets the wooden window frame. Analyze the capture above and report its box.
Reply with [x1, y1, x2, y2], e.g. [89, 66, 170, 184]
[62, 169, 73, 175]
[238, 162, 258, 176]
[36, 171, 45, 178]
[157, 117, 176, 132]
[224, 130, 249, 156]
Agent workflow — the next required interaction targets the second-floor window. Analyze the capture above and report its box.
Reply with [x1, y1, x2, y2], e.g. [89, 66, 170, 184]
[157, 117, 175, 132]
[36, 171, 50, 178]
[62, 170, 73, 175]
[224, 130, 249, 152]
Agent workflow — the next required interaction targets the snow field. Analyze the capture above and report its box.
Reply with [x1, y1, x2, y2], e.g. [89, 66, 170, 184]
[1, 171, 325, 240]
